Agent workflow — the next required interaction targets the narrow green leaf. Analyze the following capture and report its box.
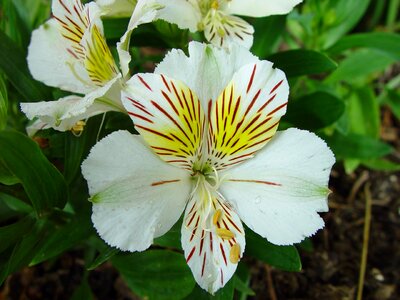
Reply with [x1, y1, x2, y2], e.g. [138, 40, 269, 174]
[252, 15, 286, 58]
[70, 276, 94, 300]
[0, 131, 68, 217]
[362, 159, 400, 171]
[112, 250, 196, 300]
[328, 32, 400, 60]
[284, 91, 345, 130]
[0, 215, 35, 253]
[385, 89, 400, 120]
[0, 29, 51, 101]
[321, 0, 371, 48]
[0, 159, 19, 185]
[0, 193, 32, 214]
[325, 49, 396, 84]
[0, 76, 7, 130]
[267, 50, 337, 77]
[87, 247, 119, 271]
[233, 275, 255, 296]
[31, 210, 93, 265]
[245, 229, 302, 272]
[347, 87, 380, 138]
[324, 132, 393, 159]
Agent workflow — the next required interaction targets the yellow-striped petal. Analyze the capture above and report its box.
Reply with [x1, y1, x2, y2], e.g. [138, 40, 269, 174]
[207, 61, 289, 170]
[122, 73, 205, 170]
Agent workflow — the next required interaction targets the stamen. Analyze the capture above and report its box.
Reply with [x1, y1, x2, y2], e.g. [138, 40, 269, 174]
[216, 228, 235, 240]
[229, 243, 240, 263]
[71, 120, 86, 136]
[212, 209, 222, 225]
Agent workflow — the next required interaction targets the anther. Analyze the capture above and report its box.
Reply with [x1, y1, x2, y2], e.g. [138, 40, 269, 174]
[71, 120, 86, 135]
[216, 228, 235, 240]
[213, 209, 222, 225]
[229, 243, 241, 263]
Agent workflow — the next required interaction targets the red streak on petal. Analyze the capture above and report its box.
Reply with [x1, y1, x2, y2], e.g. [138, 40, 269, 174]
[137, 75, 152, 91]
[229, 179, 282, 186]
[186, 246, 196, 263]
[246, 64, 257, 94]
[220, 243, 227, 266]
[270, 79, 283, 95]
[151, 179, 180, 186]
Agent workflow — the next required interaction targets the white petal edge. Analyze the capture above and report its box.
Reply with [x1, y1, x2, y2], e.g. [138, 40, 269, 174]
[27, 19, 93, 94]
[155, 41, 259, 109]
[224, 0, 303, 17]
[82, 131, 192, 251]
[219, 128, 335, 245]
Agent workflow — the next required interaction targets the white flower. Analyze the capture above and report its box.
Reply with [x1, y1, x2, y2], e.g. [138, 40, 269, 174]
[21, 0, 125, 134]
[82, 42, 334, 294]
[146, 0, 302, 48]
[96, 0, 137, 17]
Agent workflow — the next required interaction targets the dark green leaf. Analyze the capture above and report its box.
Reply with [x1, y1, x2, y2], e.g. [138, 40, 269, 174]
[0, 29, 51, 101]
[233, 275, 255, 296]
[0, 131, 68, 217]
[284, 91, 345, 130]
[245, 229, 302, 272]
[70, 276, 93, 300]
[112, 250, 196, 300]
[0, 219, 46, 285]
[0, 159, 19, 185]
[0, 215, 35, 253]
[252, 15, 286, 58]
[103, 17, 130, 40]
[0, 76, 7, 130]
[328, 32, 400, 60]
[385, 89, 400, 120]
[87, 246, 119, 270]
[324, 132, 393, 159]
[184, 278, 235, 300]
[267, 50, 337, 77]
[0, 193, 32, 214]
[31, 210, 93, 265]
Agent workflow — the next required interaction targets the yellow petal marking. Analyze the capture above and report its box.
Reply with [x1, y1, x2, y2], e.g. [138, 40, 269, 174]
[216, 228, 235, 240]
[212, 209, 222, 225]
[83, 25, 119, 86]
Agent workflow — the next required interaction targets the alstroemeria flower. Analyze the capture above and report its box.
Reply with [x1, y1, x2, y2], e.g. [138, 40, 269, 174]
[21, 0, 125, 133]
[82, 42, 334, 293]
[142, 0, 303, 48]
[96, 0, 137, 17]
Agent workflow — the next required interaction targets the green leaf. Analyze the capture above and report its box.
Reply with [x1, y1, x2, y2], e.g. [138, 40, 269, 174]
[0, 215, 35, 253]
[328, 32, 400, 60]
[252, 15, 286, 58]
[0, 219, 47, 285]
[0, 29, 51, 101]
[384, 89, 400, 120]
[31, 210, 93, 265]
[245, 229, 302, 272]
[267, 50, 337, 77]
[112, 250, 196, 300]
[320, 0, 372, 49]
[362, 159, 400, 172]
[324, 132, 393, 160]
[70, 276, 93, 300]
[87, 246, 119, 271]
[0, 75, 7, 130]
[325, 49, 397, 84]
[233, 275, 255, 297]
[284, 91, 345, 130]
[347, 87, 380, 138]
[184, 278, 235, 300]
[0, 193, 32, 214]
[0, 131, 68, 217]
[103, 17, 130, 40]
[0, 159, 19, 185]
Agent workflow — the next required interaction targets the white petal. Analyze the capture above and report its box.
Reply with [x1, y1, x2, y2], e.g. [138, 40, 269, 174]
[207, 60, 289, 170]
[96, 0, 137, 17]
[219, 128, 335, 245]
[82, 131, 191, 251]
[155, 41, 258, 109]
[21, 76, 124, 133]
[203, 11, 254, 48]
[224, 0, 303, 17]
[181, 181, 245, 293]
[27, 19, 92, 94]
[117, 0, 200, 77]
